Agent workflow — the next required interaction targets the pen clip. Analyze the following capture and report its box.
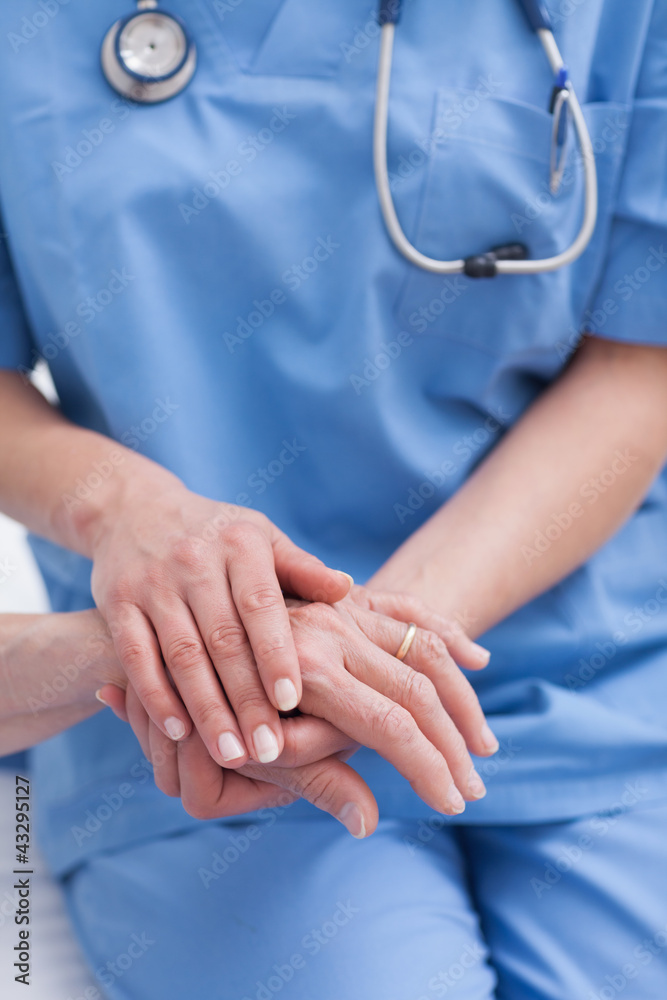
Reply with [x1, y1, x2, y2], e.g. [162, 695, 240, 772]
[549, 69, 570, 194]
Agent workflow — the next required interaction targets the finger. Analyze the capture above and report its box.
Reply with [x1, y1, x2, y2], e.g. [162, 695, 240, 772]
[125, 683, 152, 762]
[271, 528, 352, 604]
[149, 717, 181, 798]
[174, 713, 375, 837]
[150, 600, 251, 769]
[347, 608, 498, 758]
[221, 526, 303, 714]
[300, 669, 465, 816]
[176, 729, 299, 820]
[106, 602, 193, 741]
[190, 578, 285, 766]
[354, 591, 491, 670]
[241, 755, 378, 839]
[342, 633, 486, 803]
[276, 716, 354, 768]
[96, 684, 128, 723]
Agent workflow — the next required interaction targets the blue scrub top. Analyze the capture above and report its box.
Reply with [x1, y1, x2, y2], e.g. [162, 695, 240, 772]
[1, 0, 667, 875]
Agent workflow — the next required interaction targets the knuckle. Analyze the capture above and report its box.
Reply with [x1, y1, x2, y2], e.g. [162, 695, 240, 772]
[402, 670, 437, 716]
[134, 682, 165, 708]
[165, 633, 206, 674]
[117, 639, 151, 672]
[252, 632, 289, 662]
[238, 585, 279, 616]
[191, 695, 228, 732]
[421, 630, 448, 665]
[223, 521, 259, 552]
[171, 537, 207, 572]
[228, 681, 270, 717]
[207, 622, 248, 658]
[374, 703, 415, 746]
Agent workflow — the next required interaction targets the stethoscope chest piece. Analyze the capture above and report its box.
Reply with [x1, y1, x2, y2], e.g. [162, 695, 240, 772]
[101, 2, 196, 104]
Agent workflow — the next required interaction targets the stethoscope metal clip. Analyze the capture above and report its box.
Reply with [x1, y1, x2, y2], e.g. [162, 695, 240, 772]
[101, 0, 196, 104]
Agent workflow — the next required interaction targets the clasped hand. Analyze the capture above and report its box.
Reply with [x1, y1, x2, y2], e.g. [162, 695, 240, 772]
[99, 587, 498, 838]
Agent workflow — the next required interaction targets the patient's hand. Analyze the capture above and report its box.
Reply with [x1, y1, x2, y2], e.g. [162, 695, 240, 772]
[99, 595, 496, 836]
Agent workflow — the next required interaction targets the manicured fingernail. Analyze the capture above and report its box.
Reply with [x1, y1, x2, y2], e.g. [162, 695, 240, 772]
[95, 689, 108, 706]
[274, 678, 299, 712]
[165, 716, 186, 741]
[338, 802, 366, 839]
[467, 768, 487, 800]
[218, 731, 245, 762]
[472, 642, 491, 666]
[446, 786, 466, 814]
[481, 723, 499, 754]
[338, 572, 354, 586]
[253, 724, 280, 763]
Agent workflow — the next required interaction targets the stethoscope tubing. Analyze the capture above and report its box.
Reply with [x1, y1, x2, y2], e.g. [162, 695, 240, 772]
[373, 21, 598, 275]
[103, 0, 598, 277]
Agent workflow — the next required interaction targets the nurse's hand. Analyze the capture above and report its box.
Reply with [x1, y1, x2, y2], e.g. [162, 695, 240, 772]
[98, 596, 498, 825]
[89, 477, 351, 769]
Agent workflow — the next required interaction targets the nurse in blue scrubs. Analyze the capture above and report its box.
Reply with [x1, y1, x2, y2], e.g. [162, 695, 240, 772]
[1, 1, 667, 996]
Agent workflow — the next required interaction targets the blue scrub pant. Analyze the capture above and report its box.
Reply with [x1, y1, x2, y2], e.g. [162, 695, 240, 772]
[64, 802, 667, 1000]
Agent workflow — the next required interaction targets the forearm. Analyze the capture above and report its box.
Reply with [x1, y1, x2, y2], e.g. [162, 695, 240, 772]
[371, 337, 667, 638]
[0, 611, 122, 754]
[0, 371, 182, 556]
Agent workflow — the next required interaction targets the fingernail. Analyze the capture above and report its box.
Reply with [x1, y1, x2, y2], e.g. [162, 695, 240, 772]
[467, 768, 487, 800]
[446, 786, 466, 815]
[274, 678, 299, 712]
[95, 689, 108, 706]
[253, 724, 280, 763]
[481, 723, 499, 754]
[472, 642, 491, 666]
[338, 802, 366, 839]
[165, 716, 186, 741]
[218, 731, 245, 762]
[338, 572, 354, 587]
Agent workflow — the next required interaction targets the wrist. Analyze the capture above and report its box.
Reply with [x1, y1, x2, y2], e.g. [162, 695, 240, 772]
[58, 448, 184, 557]
[0, 612, 125, 755]
[367, 559, 430, 601]
[6, 613, 123, 713]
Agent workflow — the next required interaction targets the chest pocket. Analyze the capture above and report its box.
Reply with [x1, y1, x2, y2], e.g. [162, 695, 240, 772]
[391, 88, 630, 353]
[207, 0, 361, 78]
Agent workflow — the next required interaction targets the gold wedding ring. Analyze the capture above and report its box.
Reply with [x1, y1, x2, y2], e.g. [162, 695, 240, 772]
[394, 622, 417, 661]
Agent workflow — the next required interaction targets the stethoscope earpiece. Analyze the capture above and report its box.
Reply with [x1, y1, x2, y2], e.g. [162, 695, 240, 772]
[101, 0, 196, 104]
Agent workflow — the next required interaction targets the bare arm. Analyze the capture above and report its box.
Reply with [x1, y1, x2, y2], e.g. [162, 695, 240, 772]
[0, 611, 123, 754]
[370, 337, 667, 636]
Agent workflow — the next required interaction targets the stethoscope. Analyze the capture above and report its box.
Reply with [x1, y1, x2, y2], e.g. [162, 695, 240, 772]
[100, 0, 196, 104]
[100, 0, 598, 278]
